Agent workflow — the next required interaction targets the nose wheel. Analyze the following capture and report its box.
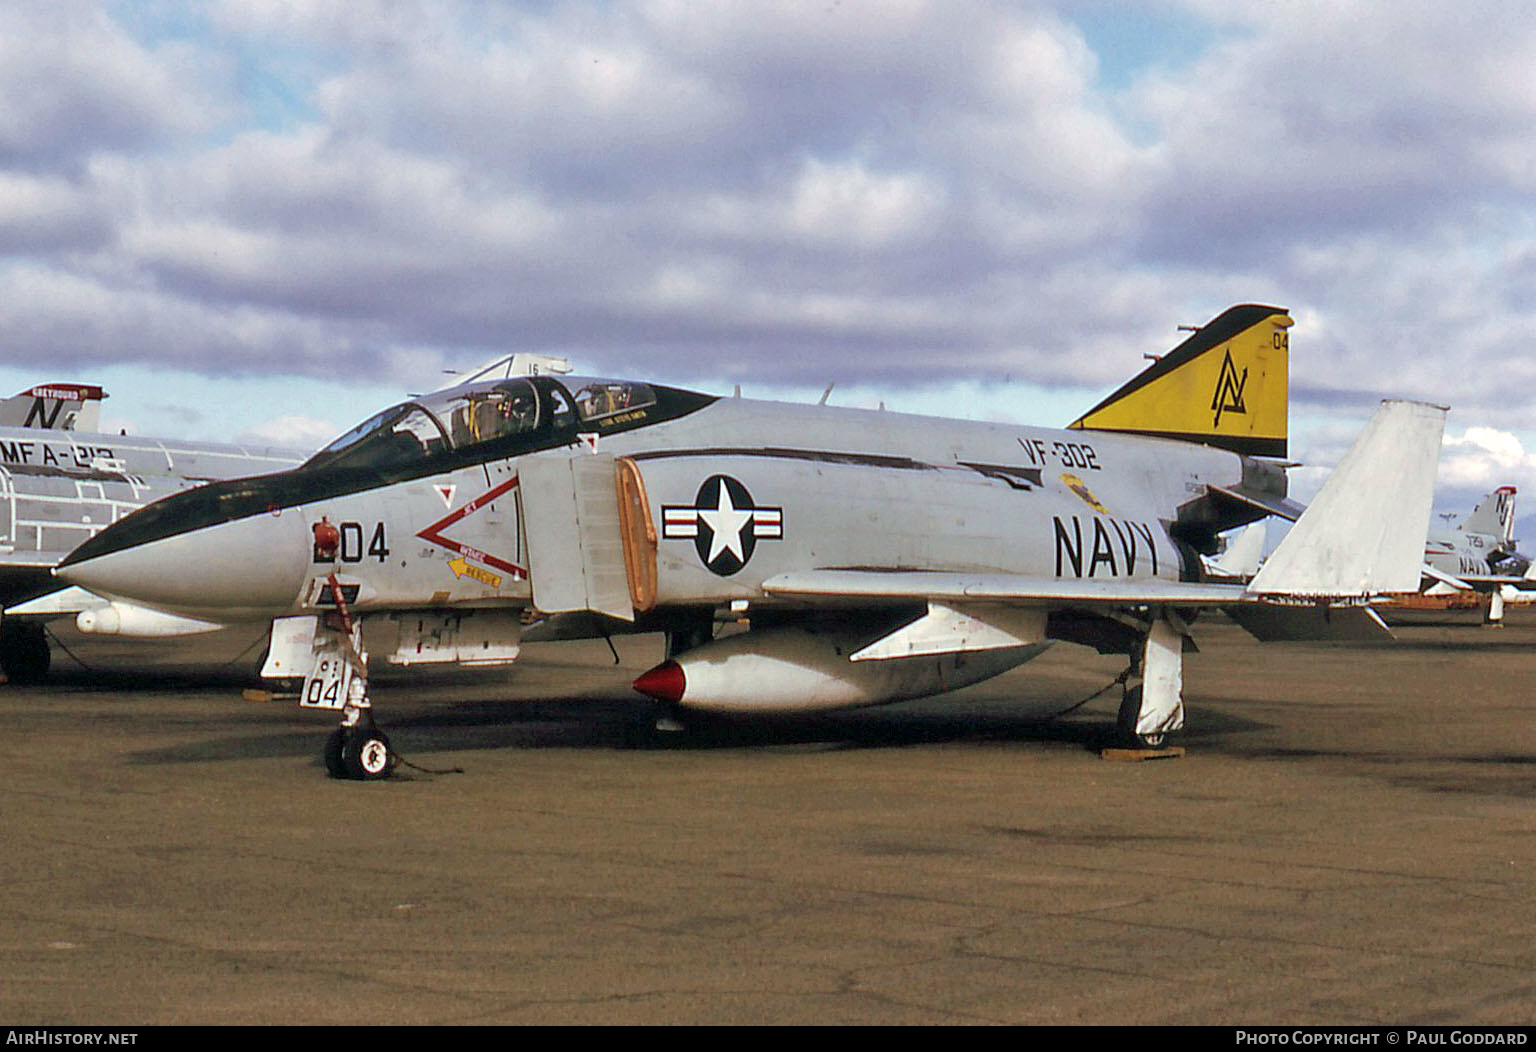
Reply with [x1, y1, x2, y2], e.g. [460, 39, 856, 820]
[325, 708, 396, 780]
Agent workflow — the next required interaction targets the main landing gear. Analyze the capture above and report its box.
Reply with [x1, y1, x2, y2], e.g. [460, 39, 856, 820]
[0, 620, 50, 684]
[1483, 589, 1506, 628]
[1115, 612, 1187, 750]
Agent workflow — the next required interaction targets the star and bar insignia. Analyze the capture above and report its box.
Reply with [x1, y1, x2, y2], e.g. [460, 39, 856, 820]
[661, 474, 783, 576]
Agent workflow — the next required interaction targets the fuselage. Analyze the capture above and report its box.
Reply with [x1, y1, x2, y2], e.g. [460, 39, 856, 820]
[57, 374, 1278, 626]
[1423, 527, 1528, 579]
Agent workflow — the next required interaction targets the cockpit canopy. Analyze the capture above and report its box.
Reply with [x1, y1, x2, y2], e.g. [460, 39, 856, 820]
[303, 375, 701, 477]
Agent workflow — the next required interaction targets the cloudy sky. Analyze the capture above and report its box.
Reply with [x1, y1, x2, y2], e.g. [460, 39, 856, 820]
[4, 0, 1536, 517]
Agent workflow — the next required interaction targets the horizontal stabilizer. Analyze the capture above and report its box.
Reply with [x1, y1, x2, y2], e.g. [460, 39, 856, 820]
[1206, 483, 1304, 523]
[1226, 604, 1393, 642]
[1249, 400, 1445, 597]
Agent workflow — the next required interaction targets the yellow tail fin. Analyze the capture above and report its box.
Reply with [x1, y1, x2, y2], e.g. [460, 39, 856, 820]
[1068, 304, 1292, 457]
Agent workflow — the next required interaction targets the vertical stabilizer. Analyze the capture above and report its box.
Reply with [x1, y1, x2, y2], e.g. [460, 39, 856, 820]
[1460, 486, 1516, 547]
[1250, 400, 1446, 597]
[0, 384, 106, 431]
[1069, 305, 1291, 457]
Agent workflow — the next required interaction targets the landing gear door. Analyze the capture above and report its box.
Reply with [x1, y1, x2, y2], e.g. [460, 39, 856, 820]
[519, 452, 635, 622]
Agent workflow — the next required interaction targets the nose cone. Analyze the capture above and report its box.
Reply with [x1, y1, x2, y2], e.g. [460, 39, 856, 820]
[58, 490, 310, 622]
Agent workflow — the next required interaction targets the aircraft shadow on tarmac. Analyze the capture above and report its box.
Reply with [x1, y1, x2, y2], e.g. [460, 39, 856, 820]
[110, 681, 1535, 798]
[391, 697, 1138, 752]
[42, 663, 264, 692]
[121, 693, 1277, 771]
[119, 699, 1536, 804]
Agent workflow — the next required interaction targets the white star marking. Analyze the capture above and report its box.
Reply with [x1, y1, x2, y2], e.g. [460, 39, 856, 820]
[697, 484, 754, 564]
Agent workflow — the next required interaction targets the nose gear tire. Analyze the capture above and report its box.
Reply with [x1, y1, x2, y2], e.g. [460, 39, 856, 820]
[325, 725, 396, 780]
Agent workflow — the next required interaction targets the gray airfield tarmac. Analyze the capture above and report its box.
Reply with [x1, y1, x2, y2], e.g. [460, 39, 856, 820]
[0, 612, 1532, 1026]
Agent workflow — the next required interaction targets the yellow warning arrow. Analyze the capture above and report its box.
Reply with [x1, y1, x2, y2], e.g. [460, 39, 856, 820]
[448, 557, 503, 589]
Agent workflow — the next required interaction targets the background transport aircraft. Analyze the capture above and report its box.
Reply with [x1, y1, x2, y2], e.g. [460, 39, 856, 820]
[56, 305, 1446, 779]
[0, 383, 306, 682]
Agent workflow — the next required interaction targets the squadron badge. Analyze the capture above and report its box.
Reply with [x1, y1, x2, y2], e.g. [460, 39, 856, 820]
[1060, 472, 1108, 514]
[1211, 348, 1248, 427]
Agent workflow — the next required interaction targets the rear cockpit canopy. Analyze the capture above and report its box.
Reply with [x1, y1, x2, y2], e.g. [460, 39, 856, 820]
[303, 375, 709, 477]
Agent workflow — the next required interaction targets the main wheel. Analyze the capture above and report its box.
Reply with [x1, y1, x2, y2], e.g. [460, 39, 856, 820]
[1116, 685, 1142, 744]
[1115, 685, 1166, 748]
[341, 727, 395, 780]
[0, 622, 50, 684]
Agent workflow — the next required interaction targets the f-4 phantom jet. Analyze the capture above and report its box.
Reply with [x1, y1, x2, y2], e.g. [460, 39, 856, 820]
[1413, 485, 1536, 623]
[56, 306, 1445, 778]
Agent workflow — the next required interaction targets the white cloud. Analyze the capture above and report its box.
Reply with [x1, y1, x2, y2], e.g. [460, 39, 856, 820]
[236, 413, 341, 450]
[1439, 426, 1536, 495]
[0, 172, 113, 251]
[0, 1, 225, 171]
[1, 0, 1536, 464]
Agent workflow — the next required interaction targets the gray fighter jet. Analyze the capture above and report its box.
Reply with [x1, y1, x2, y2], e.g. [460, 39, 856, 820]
[56, 306, 1445, 777]
[0, 383, 305, 680]
[1411, 486, 1536, 623]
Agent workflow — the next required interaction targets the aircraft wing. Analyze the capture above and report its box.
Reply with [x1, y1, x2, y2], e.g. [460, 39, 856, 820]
[0, 552, 75, 611]
[762, 568, 1397, 645]
[5, 584, 108, 618]
[0, 551, 71, 569]
[1420, 564, 1536, 592]
[764, 569, 1256, 606]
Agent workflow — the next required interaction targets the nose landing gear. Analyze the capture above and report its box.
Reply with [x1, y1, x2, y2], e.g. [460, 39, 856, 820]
[271, 572, 396, 780]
